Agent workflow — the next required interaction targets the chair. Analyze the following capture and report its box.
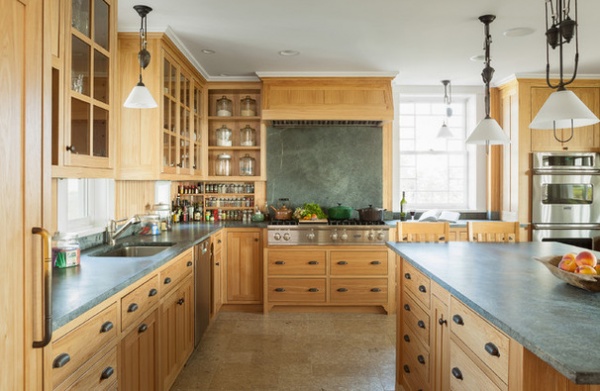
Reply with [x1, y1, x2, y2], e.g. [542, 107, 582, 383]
[397, 221, 450, 243]
[467, 221, 520, 243]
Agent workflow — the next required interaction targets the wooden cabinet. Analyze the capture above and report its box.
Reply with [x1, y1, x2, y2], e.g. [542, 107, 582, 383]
[207, 83, 265, 180]
[431, 282, 450, 391]
[265, 247, 394, 313]
[120, 275, 160, 331]
[211, 230, 224, 317]
[226, 228, 262, 303]
[52, 0, 117, 176]
[449, 227, 467, 241]
[120, 309, 159, 391]
[117, 33, 206, 180]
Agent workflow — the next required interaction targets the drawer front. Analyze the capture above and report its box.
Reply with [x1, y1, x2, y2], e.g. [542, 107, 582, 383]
[55, 346, 118, 391]
[330, 250, 388, 275]
[402, 260, 431, 309]
[121, 274, 160, 331]
[401, 361, 431, 391]
[450, 297, 509, 383]
[402, 290, 430, 344]
[330, 278, 388, 303]
[268, 278, 326, 302]
[449, 339, 503, 391]
[161, 249, 194, 295]
[267, 250, 326, 275]
[52, 303, 118, 388]
[401, 328, 431, 384]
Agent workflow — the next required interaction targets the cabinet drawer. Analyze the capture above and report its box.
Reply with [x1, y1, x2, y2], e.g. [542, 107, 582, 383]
[330, 250, 388, 275]
[400, 361, 431, 391]
[161, 249, 194, 295]
[121, 274, 160, 332]
[401, 290, 430, 344]
[449, 339, 503, 391]
[55, 346, 118, 391]
[267, 250, 326, 275]
[52, 303, 118, 388]
[450, 297, 509, 383]
[402, 260, 431, 309]
[330, 278, 388, 303]
[268, 278, 326, 302]
[401, 329, 431, 384]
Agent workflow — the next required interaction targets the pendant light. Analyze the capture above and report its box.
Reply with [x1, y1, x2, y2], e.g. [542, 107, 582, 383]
[437, 80, 453, 138]
[466, 15, 510, 147]
[529, 0, 599, 141]
[123, 5, 158, 109]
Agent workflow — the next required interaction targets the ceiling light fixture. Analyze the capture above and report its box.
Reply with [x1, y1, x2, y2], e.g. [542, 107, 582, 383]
[278, 50, 300, 56]
[466, 15, 510, 148]
[201, 49, 216, 54]
[502, 27, 535, 37]
[529, 0, 598, 142]
[437, 80, 453, 138]
[123, 5, 157, 109]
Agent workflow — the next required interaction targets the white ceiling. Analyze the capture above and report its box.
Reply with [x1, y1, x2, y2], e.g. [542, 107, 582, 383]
[117, 0, 600, 86]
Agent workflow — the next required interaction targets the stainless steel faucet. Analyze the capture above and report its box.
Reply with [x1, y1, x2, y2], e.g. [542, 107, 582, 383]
[106, 215, 141, 246]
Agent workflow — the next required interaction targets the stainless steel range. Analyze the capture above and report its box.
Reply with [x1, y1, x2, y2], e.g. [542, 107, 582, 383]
[267, 220, 390, 246]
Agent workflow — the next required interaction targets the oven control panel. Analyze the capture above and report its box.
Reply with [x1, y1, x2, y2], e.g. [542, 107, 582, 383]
[267, 226, 389, 246]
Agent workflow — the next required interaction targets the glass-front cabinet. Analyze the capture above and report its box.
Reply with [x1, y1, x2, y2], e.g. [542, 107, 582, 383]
[62, 0, 115, 171]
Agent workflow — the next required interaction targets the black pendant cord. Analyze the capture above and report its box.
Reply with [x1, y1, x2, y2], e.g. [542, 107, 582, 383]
[479, 15, 495, 120]
[545, 0, 579, 91]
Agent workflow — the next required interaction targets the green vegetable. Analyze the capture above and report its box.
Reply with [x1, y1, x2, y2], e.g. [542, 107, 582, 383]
[300, 203, 327, 219]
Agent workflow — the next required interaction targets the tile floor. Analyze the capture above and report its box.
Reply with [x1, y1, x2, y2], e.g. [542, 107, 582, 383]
[172, 310, 397, 391]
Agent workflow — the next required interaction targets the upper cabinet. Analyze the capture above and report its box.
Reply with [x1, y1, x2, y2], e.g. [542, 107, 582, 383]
[52, 0, 117, 177]
[118, 33, 206, 180]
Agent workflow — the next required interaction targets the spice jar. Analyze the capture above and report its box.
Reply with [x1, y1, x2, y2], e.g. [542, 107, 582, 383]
[239, 154, 256, 176]
[216, 96, 232, 116]
[240, 96, 256, 116]
[240, 125, 256, 146]
[215, 125, 232, 146]
[52, 232, 81, 268]
[216, 153, 232, 176]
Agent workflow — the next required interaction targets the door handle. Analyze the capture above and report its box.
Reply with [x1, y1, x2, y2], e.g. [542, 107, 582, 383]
[32, 227, 52, 348]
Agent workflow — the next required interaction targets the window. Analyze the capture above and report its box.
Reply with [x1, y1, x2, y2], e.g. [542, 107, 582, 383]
[394, 86, 485, 212]
[57, 178, 114, 234]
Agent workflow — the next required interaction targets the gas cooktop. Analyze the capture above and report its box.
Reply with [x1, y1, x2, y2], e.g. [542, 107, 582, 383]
[267, 220, 390, 245]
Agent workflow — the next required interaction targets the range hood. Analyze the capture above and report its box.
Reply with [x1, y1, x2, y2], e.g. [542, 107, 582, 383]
[259, 77, 394, 124]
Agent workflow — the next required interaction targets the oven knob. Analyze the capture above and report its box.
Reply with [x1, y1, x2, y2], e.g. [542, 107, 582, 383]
[283, 232, 291, 241]
[377, 231, 385, 241]
[273, 233, 281, 241]
[341, 231, 348, 241]
[367, 231, 375, 241]
[307, 231, 316, 241]
[331, 230, 339, 241]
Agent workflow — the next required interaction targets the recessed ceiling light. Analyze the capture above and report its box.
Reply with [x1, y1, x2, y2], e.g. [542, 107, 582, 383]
[470, 54, 485, 62]
[201, 49, 215, 54]
[278, 50, 300, 56]
[503, 27, 535, 37]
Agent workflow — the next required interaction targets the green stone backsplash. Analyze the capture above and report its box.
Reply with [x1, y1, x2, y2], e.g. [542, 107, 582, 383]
[266, 126, 383, 216]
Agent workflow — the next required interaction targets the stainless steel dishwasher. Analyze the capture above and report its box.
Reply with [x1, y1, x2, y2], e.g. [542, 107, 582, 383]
[194, 238, 211, 347]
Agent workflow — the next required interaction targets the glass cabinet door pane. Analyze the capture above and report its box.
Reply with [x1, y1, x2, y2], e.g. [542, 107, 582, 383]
[72, 0, 90, 36]
[170, 65, 177, 101]
[163, 58, 171, 96]
[163, 132, 170, 168]
[93, 50, 109, 103]
[92, 106, 108, 157]
[194, 88, 200, 114]
[163, 96, 170, 130]
[93, 0, 109, 50]
[169, 134, 177, 167]
[71, 98, 90, 155]
[71, 36, 90, 95]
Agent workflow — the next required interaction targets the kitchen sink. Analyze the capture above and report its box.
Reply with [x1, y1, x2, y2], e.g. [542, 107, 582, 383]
[91, 242, 176, 257]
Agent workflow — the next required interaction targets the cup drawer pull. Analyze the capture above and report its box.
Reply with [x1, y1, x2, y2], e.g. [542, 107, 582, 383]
[128, 303, 138, 313]
[275, 260, 285, 265]
[53, 353, 71, 368]
[484, 342, 500, 357]
[452, 314, 464, 325]
[308, 260, 319, 265]
[452, 367, 463, 380]
[100, 366, 114, 380]
[337, 261, 348, 265]
[337, 287, 348, 292]
[100, 321, 114, 333]
[308, 288, 319, 292]
[371, 288, 382, 292]
[371, 260, 381, 265]
[275, 288, 286, 292]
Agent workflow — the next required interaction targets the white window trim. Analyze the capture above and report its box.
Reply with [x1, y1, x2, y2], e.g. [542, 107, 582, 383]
[392, 84, 488, 213]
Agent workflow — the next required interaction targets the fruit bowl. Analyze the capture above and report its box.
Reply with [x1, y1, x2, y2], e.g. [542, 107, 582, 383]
[535, 255, 600, 292]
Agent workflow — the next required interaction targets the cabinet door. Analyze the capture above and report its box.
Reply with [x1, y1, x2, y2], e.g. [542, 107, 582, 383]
[432, 295, 450, 391]
[212, 241, 223, 317]
[531, 86, 600, 151]
[226, 230, 262, 302]
[159, 276, 194, 390]
[2, 0, 47, 388]
[120, 310, 159, 391]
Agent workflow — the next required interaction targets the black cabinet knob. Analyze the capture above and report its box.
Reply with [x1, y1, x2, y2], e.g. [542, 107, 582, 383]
[403, 364, 410, 374]
[138, 323, 148, 333]
[100, 366, 114, 380]
[404, 273, 411, 280]
[308, 288, 319, 292]
[187, 261, 193, 267]
[337, 287, 348, 292]
[484, 342, 500, 357]
[418, 285, 427, 293]
[308, 260, 319, 265]
[452, 314, 464, 325]
[337, 261, 348, 265]
[417, 320, 426, 329]
[177, 298, 185, 305]
[128, 303, 138, 313]
[100, 321, 114, 333]
[53, 353, 71, 368]
[164, 277, 172, 285]
[417, 355, 425, 365]
[451, 367, 463, 380]
[438, 317, 447, 326]
[275, 260, 285, 265]
[371, 288, 382, 292]
[66, 145, 76, 153]
[403, 334, 410, 342]
[371, 260, 381, 265]
[275, 288, 285, 292]
[403, 304, 411, 311]
[148, 288, 158, 297]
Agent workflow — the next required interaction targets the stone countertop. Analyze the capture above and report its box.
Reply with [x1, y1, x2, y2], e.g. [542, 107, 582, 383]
[387, 241, 600, 384]
[51, 221, 266, 331]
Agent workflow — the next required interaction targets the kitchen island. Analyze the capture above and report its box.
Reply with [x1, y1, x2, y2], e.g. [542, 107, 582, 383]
[388, 241, 600, 389]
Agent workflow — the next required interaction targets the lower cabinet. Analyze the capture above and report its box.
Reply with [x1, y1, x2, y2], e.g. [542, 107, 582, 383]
[211, 230, 223, 317]
[120, 309, 159, 391]
[226, 228, 262, 303]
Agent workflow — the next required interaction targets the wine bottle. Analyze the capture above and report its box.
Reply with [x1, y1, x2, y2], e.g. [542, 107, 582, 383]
[400, 191, 407, 221]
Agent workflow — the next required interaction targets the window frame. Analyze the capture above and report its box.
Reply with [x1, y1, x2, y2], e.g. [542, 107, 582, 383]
[57, 178, 115, 235]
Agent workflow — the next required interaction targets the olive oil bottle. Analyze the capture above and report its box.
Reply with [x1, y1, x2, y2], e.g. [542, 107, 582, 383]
[400, 191, 407, 221]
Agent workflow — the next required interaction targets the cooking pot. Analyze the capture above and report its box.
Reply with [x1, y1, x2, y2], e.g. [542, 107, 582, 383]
[328, 203, 353, 220]
[357, 205, 385, 222]
[270, 205, 293, 220]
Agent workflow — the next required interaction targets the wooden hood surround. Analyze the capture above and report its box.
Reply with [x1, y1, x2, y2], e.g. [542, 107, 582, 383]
[259, 77, 395, 122]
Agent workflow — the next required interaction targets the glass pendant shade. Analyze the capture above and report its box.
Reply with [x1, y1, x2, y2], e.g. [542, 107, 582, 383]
[530, 89, 599, 129]
[465, 117, 509, 145]
[124, 80, 158, 108]
[437, 122, 453, 138]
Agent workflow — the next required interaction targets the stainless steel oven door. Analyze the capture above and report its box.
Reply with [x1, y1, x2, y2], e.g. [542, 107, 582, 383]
[532, 224, 600, 250]
[532, 173, 600, 224]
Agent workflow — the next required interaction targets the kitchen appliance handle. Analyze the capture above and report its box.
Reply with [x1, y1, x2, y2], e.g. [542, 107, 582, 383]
[532, 223, 600, 230]
[32, 227, 53, 348]
[533, 168, 600, 175]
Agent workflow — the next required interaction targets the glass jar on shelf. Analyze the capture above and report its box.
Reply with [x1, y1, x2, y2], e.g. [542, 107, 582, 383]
[240, 125, 256, 146]
[239, 154, 256, 176]
[240, 96, 256, 116]
[215, 125, 232, 146]
[216, 96, 232, 116]
[215, 153, 231, 176]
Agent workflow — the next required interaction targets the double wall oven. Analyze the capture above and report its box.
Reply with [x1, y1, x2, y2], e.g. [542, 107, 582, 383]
[532, 152, 600, 250]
